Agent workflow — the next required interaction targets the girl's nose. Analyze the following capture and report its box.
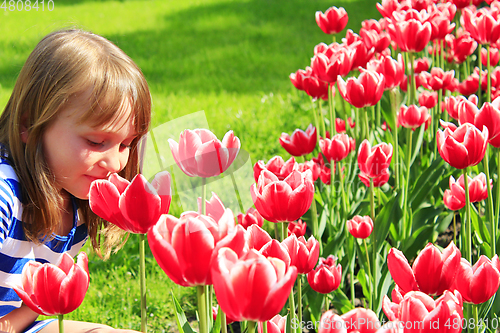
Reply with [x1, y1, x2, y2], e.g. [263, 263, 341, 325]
[98, 148, 123, 173]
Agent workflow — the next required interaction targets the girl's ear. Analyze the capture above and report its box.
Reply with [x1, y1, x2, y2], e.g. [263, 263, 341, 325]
[20, 114, 29, 143]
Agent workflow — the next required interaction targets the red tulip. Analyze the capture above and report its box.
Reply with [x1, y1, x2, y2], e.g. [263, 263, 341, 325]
[360, 28, 391, 54]
[169, 129, 240, 178]
[302, 75, 330, 101]
[418, 91, 437, 109]
[443, 95, 470, 120]
[481, 47, 500, 67]
[387, 242, 461, 295]
[307, 255, 342, 294]
[458, 72, 480, 95]
[198, 192, 225, 221]
[298, 161, 320, 182]
[346, 215, 374, 239]
[12, 252, 89, 316]
[462, 7, 500, 45]
[370, 54, 405, 90]
[447, 31, 478, 64]
[282, 234, 320, 274]
[258, 314, 286, 333]
[412, 57, 430, 74]
[213, 305, 236, 324]
[400, 74, 422, 92]
[315, 6, 348, 35]
[358, 169, 390, 188]
[319, 164, 333, 185]
[251, 169, 314, 223]
[453, 255, 500, 304]
[289, 67, 310, 91]
[287, 219, 307, 237]
[237, 207, 263, 229]
[147, 211, 246, 286]
[279, 124, 317, 157]
[340, 308, 380, 333]
[343, 30, 376, 70]
[212, 248, 297, 322]
[337, 69, 385, 108]
[460, 101, 500, 148]
[357, 139, 393, 179]
[335, 117, 356, 133]
[428, 10, 455, 41]
[383, 290, 463, 332]
[397, 105, 430, 130]
[89, 172, 172, 234]
[437, 123, 488, 169]
[387, 18, 432, 53]
[260, 239, 292, 268]
[376, 0, 410, 18]
[311, 45, 355, 84]
[444, 173, 491, 211]
[420, 67, 455, 91]
[246, 224, 273, 251]
[320, 134, 352, 162]
[253, 156, 298, 182]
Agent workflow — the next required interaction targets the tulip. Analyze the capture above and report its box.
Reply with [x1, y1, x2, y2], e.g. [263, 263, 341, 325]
[260, 239, 292, 268]
[168, 129, 240, 178]
[212, 305, 236, 325]
[289, 68, 310, 91]
[443, 95, 468, 120]
[12, 252, 89, 316]
[418, 91, 437, 109]
[320, 134, 352, 163]
[360, 28, 391, 54]
[279, 124, 317, 157]
[251, 169, 314, 223]
[444, 173, 491, 211]
[387, 18, 432, 53]
[237, 207, 264, 229]
[198, 192, 225, 221]
[335, 117, 356, 133]
[282, 234, 320, 274]
[397, 105, 430, 130]
[315, 6, 348, 35]
[383, 290, 463, 332]
[419, 67, 455, 91]
[447, 31, 477, 64]
[358, 169, 390, 188]
[302, 75, 330, 100]
[212, 248, 298, 322]
[458, 73, 480, 96]
[258, 314, 286, 333]
[247, 224, 273, 251]
[481, 47, 500, 67]
[147, 211, 246, 287]
[319, 164, 333, 185]
[464, 102, 500, 148]
[298, 161, 320, 182]
[341, 308, 380, 333]
[343, 31, 376, 70]
[428, 11, 455, 41]
[307, 255, 342, 294]
[287, 219, 307, 237]
[437, 123, 488, 169]
[337, 69, 385, 108]
[370, 54, 405, 90]
[357, 139, 393, 179]
[311, 45, 354, 84]
[462, 7, 500, 45]
[253, 156, 298, 183]
[387, 242, 461, 295]
[376, 0, 409, 18]
[89, 172, 172, 234]
[346, 215, 374, 239]
[453, 255, 500, 304]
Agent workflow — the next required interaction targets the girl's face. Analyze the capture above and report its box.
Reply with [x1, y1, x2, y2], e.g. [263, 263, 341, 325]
[41, 93, 137, 200]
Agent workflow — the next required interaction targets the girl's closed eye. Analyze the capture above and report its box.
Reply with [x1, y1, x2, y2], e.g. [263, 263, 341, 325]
[87, 139, 104, 147]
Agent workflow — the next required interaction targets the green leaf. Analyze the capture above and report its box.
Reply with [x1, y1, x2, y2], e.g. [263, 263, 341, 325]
[331, 288, 354, 314]
[210, 305, 222, 333]
[470, 203, 490, 244]
[171, 290, 196, 333]
[410, 158, 446, 211]
[402, 224, 434, 260]
[357, 268, 370, 302]
[410, 125, 425, 168]
[374, 192, 402, 254]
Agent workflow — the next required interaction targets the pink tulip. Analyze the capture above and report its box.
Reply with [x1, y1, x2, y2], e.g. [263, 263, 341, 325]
[287, 219, 307, 237]
[320, 134, 353, 163]
[251, 170, 314, 223]
[237, 207, 264, 229]
[198, 192, 225, 221]
[481, 47, 500, 67]
[258, 314, 287, 333]
[358, 169, 390, 188]
[417, 91, 438, 109]
[419, 67, 455, 91]
[453, 255, 500, 304]
[12, 252, 89, 316]
[307, 255, 342, 294]
[246, 224, 273, 251]
[89, 172, 171, 234]
[346, 215, 374, 239]
[279, 124, 317, 157]
[168, 129, 240, 178]
[387, 242, 461, 295]
[462, 7, 500, 45]
[212, 248, 297, 322]
[444, 173, 491, 211]
[315, 6, 349, 35]
[311, 45, 355, 84]
[397, 105, 430, 130]
[357, 140, 393, 179]
[337, 69, 385, 108]
[147, 211, 246, 287]
[387, 18, 432, 53]
[437, 123, 488, 169]
[298, 161, 320, 182]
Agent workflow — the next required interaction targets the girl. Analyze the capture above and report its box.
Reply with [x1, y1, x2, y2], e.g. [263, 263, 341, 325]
[0, 29, 150, 332]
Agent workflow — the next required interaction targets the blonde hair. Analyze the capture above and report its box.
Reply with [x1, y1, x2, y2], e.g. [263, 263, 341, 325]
[0, 29, 152, 258]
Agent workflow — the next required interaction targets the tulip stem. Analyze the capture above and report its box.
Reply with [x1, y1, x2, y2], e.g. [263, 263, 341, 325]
[310, 191, 319, 241]
[311, 98, 321, 142]
[478, 46, 483, 106]
[474, 304, 479, 333]
[247, 321, 256, 333]
[222, 312, 227, 333]
[197, 286, 208, 333]
[363, 238, 373, 310]
[329, 83, 336, 136]
[488, 45, 492, 103]
[390, 89, 400, 189]
[453, 212, 457, 245]
[58, 314, 64, 333]
[364, 107, 370, 141]
[483, 147, 496, 257]
[297, 276, 303, 325]
[403, 129, 413, 239]
[330, 160, 336, 229]
[139, 233, 147, 333]
[350, 245, 356, 306]
[230, 172, 245, 214]
[339, 162, 347, 220]
[319, 100, 327, 140]
[201, 178, 207, 215]
[408, 52, 415, 106]
[463, 167, 472, 264]
[263, 321, 268, 333]
[496, 148, 500, 252]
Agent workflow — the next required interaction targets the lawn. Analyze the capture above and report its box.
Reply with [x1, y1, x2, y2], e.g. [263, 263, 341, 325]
[0, 0, 380, 330]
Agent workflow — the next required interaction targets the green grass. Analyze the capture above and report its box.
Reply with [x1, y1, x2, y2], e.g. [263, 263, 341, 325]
[0, 0, 380, 330]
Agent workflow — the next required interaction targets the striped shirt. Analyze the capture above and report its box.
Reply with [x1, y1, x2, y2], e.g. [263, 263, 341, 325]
[0, 156, 88, 318]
